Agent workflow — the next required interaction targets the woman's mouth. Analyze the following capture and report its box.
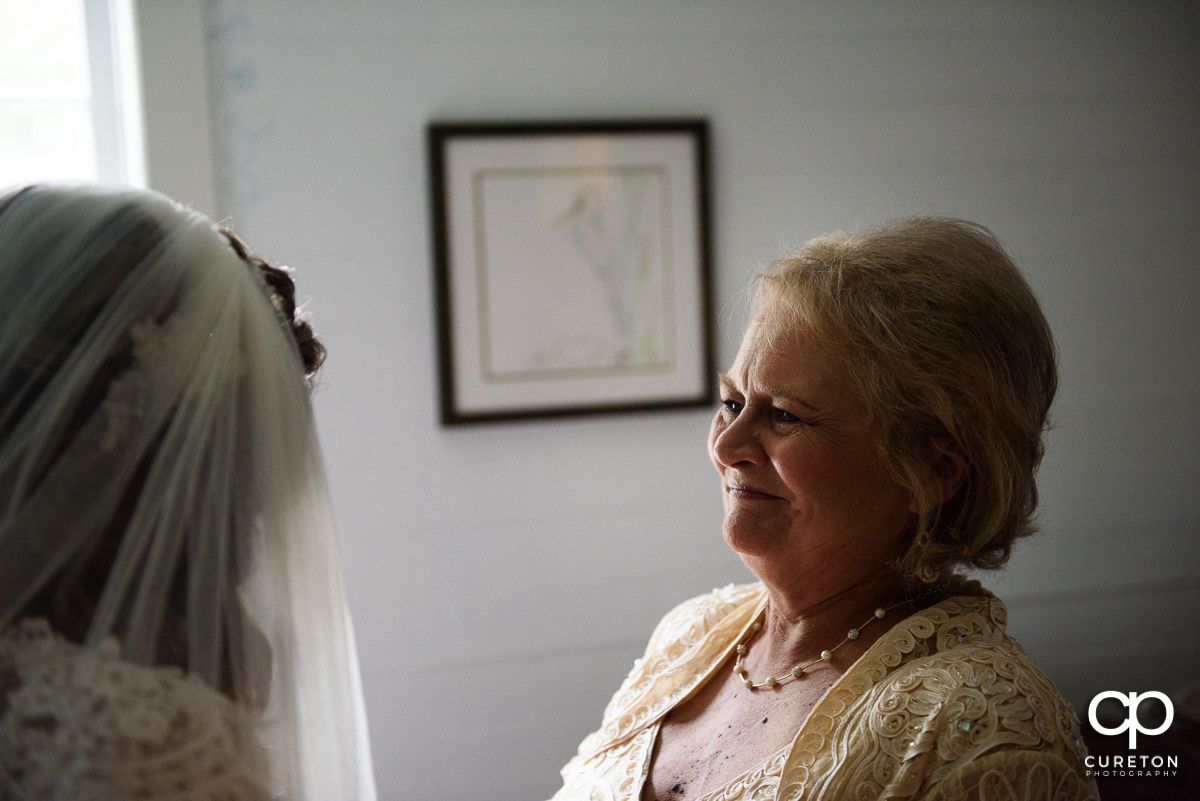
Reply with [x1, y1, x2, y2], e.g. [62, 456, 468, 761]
[727, 483, 782, 501]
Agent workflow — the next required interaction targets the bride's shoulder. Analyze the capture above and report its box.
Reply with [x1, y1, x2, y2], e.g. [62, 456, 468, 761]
[1, 618, 270, 801]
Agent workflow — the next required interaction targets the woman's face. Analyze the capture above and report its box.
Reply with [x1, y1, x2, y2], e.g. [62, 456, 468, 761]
[707, 314, 916, 581]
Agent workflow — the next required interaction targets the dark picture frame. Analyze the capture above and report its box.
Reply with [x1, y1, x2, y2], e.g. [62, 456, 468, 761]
[428, 119, 715, 425]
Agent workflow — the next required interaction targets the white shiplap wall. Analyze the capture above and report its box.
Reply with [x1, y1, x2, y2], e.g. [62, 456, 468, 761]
[190, 3, 1200, 799]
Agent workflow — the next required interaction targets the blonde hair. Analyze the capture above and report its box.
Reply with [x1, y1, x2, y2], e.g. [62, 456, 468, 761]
[753, 217, 1057, 585]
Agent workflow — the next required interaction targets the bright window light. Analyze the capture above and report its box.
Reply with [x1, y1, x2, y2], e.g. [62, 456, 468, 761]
[0, 0, 144, 190]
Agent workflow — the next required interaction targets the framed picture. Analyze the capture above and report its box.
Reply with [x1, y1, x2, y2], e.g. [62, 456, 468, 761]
[428, 119, 715, 425]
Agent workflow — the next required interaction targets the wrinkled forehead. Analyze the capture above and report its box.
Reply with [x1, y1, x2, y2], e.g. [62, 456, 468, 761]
[731, 314, 792, 371]
[749, 269, 859, 357]
[730, 312, 847, 392]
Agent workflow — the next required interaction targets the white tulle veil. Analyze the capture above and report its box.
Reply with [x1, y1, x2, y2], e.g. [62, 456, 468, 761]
[0, 184, 376, 800]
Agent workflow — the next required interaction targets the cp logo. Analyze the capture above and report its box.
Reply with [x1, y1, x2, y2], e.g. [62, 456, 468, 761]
[1088, 691, 1174, 749]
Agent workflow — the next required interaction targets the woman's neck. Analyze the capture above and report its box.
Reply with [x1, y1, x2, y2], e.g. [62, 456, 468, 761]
[747, 570, 924, 675]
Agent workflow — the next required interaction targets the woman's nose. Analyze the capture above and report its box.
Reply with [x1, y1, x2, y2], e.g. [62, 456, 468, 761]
[709, 410, 765, 469]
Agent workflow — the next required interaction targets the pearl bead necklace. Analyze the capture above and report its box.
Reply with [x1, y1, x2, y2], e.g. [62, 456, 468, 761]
[732, 602, 908, 690]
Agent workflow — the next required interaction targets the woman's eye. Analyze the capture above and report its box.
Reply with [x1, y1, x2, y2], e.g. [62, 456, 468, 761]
[774, 408, 801, 424]
[719, 398, 742, 414]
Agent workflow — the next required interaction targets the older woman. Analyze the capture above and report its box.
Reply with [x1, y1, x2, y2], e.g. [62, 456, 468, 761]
[0, 185, 375, 800]
[551, 217, 1098, 801]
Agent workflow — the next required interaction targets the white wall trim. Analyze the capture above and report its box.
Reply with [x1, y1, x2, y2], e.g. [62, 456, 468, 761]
[133, 0, 218, 216]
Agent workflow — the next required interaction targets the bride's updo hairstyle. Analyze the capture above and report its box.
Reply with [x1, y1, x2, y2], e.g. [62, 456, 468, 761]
[221, 226, 326, 380]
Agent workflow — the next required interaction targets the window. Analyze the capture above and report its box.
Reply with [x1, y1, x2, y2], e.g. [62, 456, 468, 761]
[0, 0, 144, 188]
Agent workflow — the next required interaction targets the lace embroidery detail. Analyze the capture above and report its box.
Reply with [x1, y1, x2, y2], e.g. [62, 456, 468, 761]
[577, 584, 764, 760]
[922, 751, 1099, 801]
[554, 727, 657, 801]
[101, 317, 166, 451]
[551, 582, 1099, 801]
[778, 590, 1095, 800]
[695, 742, 788, 801]
[0, 619, 270, 801]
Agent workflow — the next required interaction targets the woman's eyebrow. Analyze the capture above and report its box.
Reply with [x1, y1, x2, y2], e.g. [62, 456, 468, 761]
[718, 373, 822, 412]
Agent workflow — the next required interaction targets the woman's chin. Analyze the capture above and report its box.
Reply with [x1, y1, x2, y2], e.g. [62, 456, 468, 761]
[722, 521, 784, 560]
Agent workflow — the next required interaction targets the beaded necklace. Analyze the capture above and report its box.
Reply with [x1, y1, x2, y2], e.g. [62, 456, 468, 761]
[732, 600, 910, 690]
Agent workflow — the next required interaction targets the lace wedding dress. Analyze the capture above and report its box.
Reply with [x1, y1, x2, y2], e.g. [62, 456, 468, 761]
[0, 619, 270, 800]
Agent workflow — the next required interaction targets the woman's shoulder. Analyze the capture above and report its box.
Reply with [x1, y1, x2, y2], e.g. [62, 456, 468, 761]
[788, 584, 1097, 799]
[857, 586, 1091, 782]
[869, 581, 1072, 712]
[656, 581, 765, 627]
[643, 582, 766, 654]
[0, 618, 270, 801]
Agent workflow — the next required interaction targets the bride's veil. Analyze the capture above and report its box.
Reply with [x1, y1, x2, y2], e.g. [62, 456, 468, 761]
[0, 184, 376, 800]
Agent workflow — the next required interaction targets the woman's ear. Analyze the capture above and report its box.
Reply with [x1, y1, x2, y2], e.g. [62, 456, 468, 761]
[909, 439, 968, 514]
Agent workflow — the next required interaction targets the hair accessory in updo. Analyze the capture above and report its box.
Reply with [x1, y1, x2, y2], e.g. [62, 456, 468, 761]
[220, 228, 326, 379]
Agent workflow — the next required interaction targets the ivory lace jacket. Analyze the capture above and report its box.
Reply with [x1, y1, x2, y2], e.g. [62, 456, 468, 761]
[550, 580, 1099, 801]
